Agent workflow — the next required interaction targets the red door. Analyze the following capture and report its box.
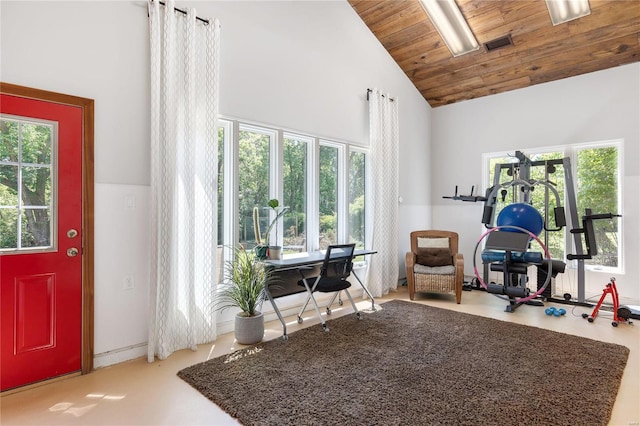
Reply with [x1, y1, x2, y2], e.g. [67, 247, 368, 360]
[1, 93, 83, 391]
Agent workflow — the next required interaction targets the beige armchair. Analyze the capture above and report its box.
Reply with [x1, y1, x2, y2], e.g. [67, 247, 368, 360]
[405, 230, 464, 303]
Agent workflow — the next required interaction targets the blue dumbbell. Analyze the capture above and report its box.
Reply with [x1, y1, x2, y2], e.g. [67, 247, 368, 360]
[545, 307, 566, 317]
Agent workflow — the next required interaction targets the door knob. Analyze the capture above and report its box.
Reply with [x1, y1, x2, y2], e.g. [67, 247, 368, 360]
[67, 247, 79, 257]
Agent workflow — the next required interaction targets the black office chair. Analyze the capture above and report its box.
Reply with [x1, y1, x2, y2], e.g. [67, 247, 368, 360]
[297, 243, 361, 332]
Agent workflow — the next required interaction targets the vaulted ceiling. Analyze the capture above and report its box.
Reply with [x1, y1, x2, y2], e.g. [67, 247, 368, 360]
[348, 0, 640, 107]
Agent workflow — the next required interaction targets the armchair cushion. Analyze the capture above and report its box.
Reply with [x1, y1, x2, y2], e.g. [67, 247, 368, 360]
[414, 264, 456, 275]
[417, 237, 450, 248]
[416, 247, 452, 267]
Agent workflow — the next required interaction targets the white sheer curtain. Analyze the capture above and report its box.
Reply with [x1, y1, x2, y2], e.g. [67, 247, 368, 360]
[147, 0, 220, 361]
[366, 89, 400, 297]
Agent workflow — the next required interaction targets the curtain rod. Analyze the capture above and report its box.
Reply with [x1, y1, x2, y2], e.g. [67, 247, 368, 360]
[153, 0, 210, 25]
[367, 88, 395, 102]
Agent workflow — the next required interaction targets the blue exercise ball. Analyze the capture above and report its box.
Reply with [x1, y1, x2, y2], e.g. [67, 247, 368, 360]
[497, 203, 544, 236]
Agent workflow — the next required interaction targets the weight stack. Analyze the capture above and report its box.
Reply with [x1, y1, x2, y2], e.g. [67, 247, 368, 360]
[536, 265, 555, 299]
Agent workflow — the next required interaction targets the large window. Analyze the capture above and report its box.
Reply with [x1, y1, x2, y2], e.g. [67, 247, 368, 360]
[484, 142, 621, 271]
[216, 118, 368, 270]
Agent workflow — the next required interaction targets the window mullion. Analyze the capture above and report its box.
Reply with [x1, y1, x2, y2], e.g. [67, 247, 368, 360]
[337, 144, 348, 243]
[271, 130, 283, 246]
[307, 138, 320, 252]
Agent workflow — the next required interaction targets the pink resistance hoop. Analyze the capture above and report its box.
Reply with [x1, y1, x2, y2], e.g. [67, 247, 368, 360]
[472, 225, 552, 305]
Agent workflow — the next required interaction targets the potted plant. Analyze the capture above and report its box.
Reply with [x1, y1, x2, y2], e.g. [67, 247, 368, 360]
[264, 199, 288, 260]
[215, 245, 273, 345]
[253, 206, 268, 260]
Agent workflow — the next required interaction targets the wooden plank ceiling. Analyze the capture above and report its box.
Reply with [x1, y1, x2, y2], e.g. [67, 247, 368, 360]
[348, 0, 640, 107]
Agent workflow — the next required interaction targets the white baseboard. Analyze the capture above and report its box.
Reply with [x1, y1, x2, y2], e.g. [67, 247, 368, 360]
[93, 287, 369, 368]
[93, 342, 147, 369]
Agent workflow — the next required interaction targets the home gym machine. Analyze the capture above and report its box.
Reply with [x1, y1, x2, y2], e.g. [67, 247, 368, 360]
[446, 151, 624, 313]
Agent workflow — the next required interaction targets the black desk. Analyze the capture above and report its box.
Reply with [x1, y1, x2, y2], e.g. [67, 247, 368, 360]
[263, 249, 377, 340]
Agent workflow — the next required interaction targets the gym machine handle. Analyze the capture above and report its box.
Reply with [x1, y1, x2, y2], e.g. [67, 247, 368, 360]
[567, 210, 622, 260]
[442, 185, 488, 203]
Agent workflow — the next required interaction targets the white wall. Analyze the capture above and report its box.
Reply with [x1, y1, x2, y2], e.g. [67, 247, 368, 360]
[430, 63, 640, 304]
[1, 1, 431, 365]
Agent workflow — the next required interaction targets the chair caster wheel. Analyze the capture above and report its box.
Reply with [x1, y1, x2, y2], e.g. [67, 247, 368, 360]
[322, 324, 329, 332]
[282, 335, 289, 341]
[326, 308, 332, 315]
[338, 300, 343, 306]
[297, 316, 303, 324]
[587, 317, 594, 323]
[356, 312, 362, 320]
[612, 321, 618, 327]
[582, 313, 588, 319]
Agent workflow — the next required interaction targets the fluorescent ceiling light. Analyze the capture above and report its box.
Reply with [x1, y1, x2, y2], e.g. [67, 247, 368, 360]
[419, 0, 479, 57]
[545, 0, 591, 25]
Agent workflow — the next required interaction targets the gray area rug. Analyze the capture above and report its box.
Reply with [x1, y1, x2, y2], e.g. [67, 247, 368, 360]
[178, 300, 629, 425]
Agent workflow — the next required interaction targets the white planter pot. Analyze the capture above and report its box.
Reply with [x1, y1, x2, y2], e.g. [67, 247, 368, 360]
[234, 311, 264, 345]
[268, 246, 282, 260]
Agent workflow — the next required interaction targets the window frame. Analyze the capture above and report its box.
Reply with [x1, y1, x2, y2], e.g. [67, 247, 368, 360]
[218, 117, 369, 269]
[0, 114, 58, 253]
[281, 132, 313, 253]
[218, 119, 233, 265]
[348, 146, 368, 250]
[235, 122, 276, 249]
[318, 140, 344, 249]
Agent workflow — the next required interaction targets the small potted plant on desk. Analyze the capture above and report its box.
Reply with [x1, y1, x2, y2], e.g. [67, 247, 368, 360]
[253, 199, 289, 260]
[264, 199, 288, 260]
[253, 206, 268, 260]
[215, 245, 273, 345]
